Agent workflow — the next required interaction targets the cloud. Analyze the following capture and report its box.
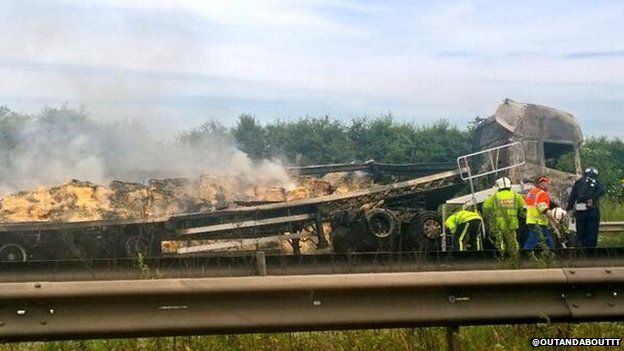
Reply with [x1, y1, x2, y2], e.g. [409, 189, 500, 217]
[87, 0, 371, 36]
[563, 51, 624, 59]
[0, 0, 623, 138]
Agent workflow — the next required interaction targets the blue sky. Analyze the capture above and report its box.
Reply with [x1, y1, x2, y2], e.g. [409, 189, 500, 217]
[1, 0, 623, 137]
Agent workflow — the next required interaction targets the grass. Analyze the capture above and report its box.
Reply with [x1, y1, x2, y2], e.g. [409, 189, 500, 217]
[597, 234, 624, 247]
[600, 199, 624, 222]
[1, 323, 623, 351]
[595, 199, 624, 247]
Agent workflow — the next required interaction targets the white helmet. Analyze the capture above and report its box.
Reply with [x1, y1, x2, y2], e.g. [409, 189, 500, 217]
[495, 177, 512, 190]
[549, 207, 567, 223]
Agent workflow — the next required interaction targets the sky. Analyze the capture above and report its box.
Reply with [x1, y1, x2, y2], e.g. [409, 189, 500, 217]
[1, 0, 623, 137]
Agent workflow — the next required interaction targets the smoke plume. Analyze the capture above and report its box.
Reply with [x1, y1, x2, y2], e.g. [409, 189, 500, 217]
[0, 106, 293, 194]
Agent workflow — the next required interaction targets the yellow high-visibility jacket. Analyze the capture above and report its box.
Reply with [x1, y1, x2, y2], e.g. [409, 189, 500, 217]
[483, 189, 525, 231]
[444, 210, 482, 234]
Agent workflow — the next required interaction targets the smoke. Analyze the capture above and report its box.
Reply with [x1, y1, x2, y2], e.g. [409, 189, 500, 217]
[0, 106, 293, 194]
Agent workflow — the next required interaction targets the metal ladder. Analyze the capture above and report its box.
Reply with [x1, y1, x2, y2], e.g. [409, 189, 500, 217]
[441, 141, 526, 251]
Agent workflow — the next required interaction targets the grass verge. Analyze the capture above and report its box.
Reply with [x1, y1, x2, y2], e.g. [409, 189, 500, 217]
[2, 323, 623, 351]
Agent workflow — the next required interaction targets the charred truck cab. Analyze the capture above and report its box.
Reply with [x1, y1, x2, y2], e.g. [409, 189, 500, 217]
[474, 99, 583, 203]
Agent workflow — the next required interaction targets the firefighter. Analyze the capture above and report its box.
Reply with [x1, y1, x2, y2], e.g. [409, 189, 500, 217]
[444, 207, 483, 251]
[523, 176, 556, 250]
[483, 176, 525, 258]
[566, 167, 605, 248]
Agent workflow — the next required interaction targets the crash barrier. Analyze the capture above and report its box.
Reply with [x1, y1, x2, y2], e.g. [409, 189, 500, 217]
[600, 222, 624, 234]
[1, 267, 623, 342]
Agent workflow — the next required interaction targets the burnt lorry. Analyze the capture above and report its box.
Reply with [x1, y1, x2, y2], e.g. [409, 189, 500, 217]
[0, 99, 586, 260]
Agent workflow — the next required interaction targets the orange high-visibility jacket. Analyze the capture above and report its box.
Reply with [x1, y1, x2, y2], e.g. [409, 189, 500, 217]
[525, 187, 550, 225]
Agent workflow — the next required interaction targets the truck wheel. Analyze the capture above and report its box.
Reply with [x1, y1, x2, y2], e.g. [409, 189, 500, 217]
[0, 243, 27, 262]
[365, 209, 397, 239]
[124, 235, 152, 257]
[414, 211, 443, 251]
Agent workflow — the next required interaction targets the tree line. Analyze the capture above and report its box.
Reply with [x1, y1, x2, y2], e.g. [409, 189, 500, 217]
[180, 114, 624, 200]
[1, 105, 623, 199]
[181, 114, 474, 165]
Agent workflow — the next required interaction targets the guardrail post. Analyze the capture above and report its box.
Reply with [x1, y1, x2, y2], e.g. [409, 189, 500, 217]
[446, 325, 461, 351]
[255, 251, 267, 276]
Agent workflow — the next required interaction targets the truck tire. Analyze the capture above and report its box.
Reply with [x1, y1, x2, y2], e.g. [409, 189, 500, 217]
[414, 210, 443, 252]
[365, 208, 397, 239]
[0, 243, 28, 262]
[122, 233, 161, 258]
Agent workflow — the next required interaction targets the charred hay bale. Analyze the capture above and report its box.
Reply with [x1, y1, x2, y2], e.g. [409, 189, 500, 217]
[108, 180, 151, 219]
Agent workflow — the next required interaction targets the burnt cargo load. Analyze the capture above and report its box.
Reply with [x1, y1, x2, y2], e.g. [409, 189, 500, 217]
[0, 166, 461, 261]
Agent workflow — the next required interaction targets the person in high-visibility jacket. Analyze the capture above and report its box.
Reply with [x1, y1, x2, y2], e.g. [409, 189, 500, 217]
[483, 177, 525, 258]
[523, 176, 556, 250]
[445, 208, 483, 251]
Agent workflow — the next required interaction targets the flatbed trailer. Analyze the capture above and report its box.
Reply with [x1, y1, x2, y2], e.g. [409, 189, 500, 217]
[170, 169, 461, 237]
[0, 168, 463, 261]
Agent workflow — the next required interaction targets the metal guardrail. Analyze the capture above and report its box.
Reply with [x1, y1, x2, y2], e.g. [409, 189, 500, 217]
[3, 249, 624, 283]
[0, 267, 623, 342]
[600, 222, 624, 233]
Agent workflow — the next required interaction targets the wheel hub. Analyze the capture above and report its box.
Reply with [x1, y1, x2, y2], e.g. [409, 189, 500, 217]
[422, 219, 442, 239]
[0, 244, 27, 262]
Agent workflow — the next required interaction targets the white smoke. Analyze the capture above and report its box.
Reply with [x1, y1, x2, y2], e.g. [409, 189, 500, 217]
[0, 106, 292, 194]
[229, 150, 295, 190]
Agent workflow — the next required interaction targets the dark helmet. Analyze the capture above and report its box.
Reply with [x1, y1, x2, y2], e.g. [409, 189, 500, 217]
[584, 167, 599, 178]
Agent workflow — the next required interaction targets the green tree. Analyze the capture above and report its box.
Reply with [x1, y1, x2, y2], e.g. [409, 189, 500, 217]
[232, 114, 268, 160]
[410, 120, 473, 162]
[347, 116, 411, 163]
[265, 116, 353, 165]
[177, 118, 231, 148]
[347, 117, 472, 164]
[558, 136, 624, 201]
[0, 105, 27, 169]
